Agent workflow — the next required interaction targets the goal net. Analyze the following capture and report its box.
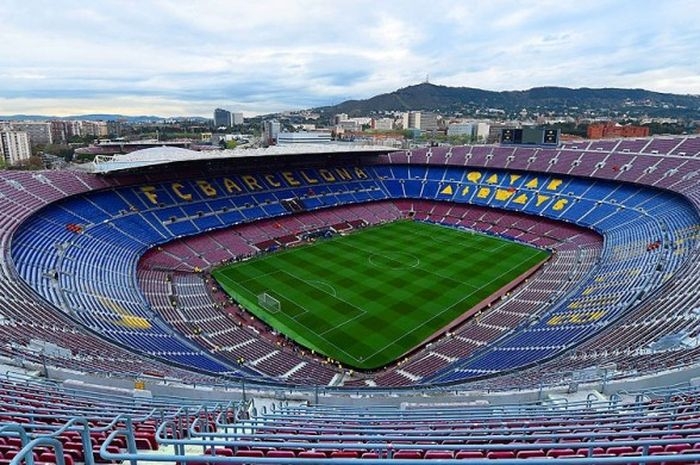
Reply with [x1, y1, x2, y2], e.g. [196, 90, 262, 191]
[257, 292, 281, 313]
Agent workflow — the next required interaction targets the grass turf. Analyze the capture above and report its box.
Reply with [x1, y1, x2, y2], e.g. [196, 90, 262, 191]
[212, 220, 550, 370]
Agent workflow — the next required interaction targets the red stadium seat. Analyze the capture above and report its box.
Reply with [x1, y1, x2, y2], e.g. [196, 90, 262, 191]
[423, 450, 453, 459]
[547, 448, 576, 458]
[329, 451, 359, 458]
[455, 450, 484, 459]
[234, 450, 264, 458]
[516, 449, 545, 458]
[393, 450, 422, 459]
[486, 450, 515, 459]
[297, 451, 327, 459]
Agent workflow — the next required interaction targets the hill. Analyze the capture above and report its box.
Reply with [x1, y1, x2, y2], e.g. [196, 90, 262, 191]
[317, 83, 700, 119]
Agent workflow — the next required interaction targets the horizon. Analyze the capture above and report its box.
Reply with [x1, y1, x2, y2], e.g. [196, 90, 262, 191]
[3, 82, 698, 120]
[1, 0, 699, 117]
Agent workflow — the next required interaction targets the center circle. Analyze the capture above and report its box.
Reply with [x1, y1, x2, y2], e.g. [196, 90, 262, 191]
[368, 251, 420, 270]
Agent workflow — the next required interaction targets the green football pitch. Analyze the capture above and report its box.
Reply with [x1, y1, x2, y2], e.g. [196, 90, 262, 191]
[212, 220, 550, 370]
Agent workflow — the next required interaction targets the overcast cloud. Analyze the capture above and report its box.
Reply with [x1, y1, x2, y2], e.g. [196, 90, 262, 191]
[0, 0, 698, 116]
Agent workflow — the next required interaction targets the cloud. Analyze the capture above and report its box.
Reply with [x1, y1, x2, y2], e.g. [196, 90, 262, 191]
[0, 0, 697, 116]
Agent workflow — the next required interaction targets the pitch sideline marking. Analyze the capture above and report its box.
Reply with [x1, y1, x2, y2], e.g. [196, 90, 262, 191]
[362, 252, 547, 362]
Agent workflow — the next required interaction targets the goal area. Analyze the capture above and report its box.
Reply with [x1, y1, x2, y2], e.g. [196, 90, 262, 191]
[257, 292, 281, 313]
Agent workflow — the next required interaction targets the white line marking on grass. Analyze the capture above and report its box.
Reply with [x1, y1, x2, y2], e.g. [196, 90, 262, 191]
[363, 252, 545, 362]
[367, 251, 420, 270]
[317, 310, 368, 337]
[363, 287, 482, 362]
[280, 270, 366, 321]
[305, 280, 337, 297]
[342, 239, 476, 290]
[414, 222, 509, 253]
[269, 285, 364, 362]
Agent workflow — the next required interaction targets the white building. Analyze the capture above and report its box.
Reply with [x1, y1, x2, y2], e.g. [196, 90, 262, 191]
[232, 112, 244, 125]
[447, 122, 474, 137]
[336, 120, 360, 132]
[372, 118, 394, 130]
[277, 131, 331, 145]
[0, 131, 32, 165]
[475, 122, 490, 142]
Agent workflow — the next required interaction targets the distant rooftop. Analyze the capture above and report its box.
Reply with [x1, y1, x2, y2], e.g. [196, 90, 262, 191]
[83, 144, 395, 174]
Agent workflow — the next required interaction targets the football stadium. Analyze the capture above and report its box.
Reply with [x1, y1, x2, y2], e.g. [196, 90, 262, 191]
[2, 136, 700, 463]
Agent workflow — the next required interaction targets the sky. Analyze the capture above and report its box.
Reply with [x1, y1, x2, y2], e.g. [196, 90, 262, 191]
[1, 0, 698, 117]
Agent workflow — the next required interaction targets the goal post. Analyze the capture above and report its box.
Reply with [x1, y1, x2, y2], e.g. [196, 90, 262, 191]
[257, 292, 281, 313]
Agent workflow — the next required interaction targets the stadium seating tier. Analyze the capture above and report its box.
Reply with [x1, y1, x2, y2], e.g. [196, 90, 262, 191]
[1, 136, 700, 390]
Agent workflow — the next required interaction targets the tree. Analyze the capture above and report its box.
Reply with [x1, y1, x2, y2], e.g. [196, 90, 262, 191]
[43, 144, 75, 162]
[9, 155, 45, 170]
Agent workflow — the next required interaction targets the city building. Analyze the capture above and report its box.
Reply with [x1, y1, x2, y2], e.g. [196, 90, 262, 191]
[231, 112, 244, 125]
[10, 122, 52, 146]
[81, 121, 109, 138]
[419, 112, 439, 132]
[447, 122, 474, 137]
[50, 120, 83, 143]
[336, 120, 360, 132]
[406, 111, 440, 131]
[475, 122, 490, 142]
[214, 108, 232, 128]
[371, 118, 394, 131]
[407, 111, 421, 129]
[0, 131, 32, 165]
[587, 122, 650, 139]
[107, 120, 126, 138]
[261, 119, 281, 146]
[276, 131, 331, 145]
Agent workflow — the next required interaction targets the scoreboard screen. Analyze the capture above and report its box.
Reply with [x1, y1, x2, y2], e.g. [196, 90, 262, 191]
[543, 129, 559, 144]
[500, 128, 559, 145]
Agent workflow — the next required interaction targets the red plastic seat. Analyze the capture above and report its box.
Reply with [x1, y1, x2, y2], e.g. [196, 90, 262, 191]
[577, 447, 605, 456]
[424, 450, 453, 459]
[297, 451, 327, 459]
[607, 446, 635, 455]
[205, 448, 233, 457]
[267, 450, 295, 458]
[666, 443, 692, 454]
[330, 451, 359, 458]
[93, 445, 120, 464]
[234, 450, 264, 458]
[547, 448, 576, 458]
[638, 445, 665, 454]
[486, 450, 515, 459]
[455, 451, 484, 459]
[516, 449, 545, 459]
[135, 432, 157, 450]
[393, 450, 422, 459]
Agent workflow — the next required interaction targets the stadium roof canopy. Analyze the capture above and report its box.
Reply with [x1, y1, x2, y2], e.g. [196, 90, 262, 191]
[83, 144, 396, 174]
